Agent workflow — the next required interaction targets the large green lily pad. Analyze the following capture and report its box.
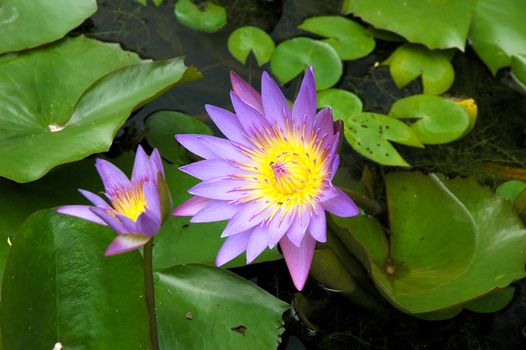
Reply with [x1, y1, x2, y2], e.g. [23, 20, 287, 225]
[342, 0, 475, 50]
[316, 89, 363, 120]
[155, 264, 289, 349]
[511, 54, 526, 91]
[384, 44, 455, 95]
[342, 112, 424, 167]
[228, 26, 275, 66]
[0, 0, 97, 54]
[469, 0, 526, 75]
[0, 209, 150, 349]
[0, 35, 200, 183]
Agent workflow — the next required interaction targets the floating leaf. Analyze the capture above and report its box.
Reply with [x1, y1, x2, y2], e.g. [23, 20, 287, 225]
[496, 180, 526, 201]
[135, 0, 147, 5]
[464, 287, 515, 313]
[469, 0, 526, 75]
[228, 26, 275, 66]
[342, 112, 424, 167]
[174, 0, 227, 33]
[0, 0, 97, 54]
[270, 37, 342, 90]
[384, 44, 455, 95]
[298, 16, 375, 60]
[145, 111, 212, 165]
[389, 95, 470, 144]
[511, 54, 526, 91]
[0, 210, 150, 349]
[316, 89, 362, 119]
[342, 0, 474, 50]
[0, 36, 200, 183]
[366, 26, 405, 42]
[155, 264, 289, 349]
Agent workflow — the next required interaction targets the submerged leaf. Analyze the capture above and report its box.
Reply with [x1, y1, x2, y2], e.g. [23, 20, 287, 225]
[316, 89, 362, 119]
[228, 26, 275, 66]
[175, 0, 227, 33]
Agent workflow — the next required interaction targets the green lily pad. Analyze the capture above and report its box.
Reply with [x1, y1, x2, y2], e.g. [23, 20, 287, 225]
[496, 180, 526, 201]
[298, 16, 375, 60]
[511, 54, 526, 91]
[155, 264, 289, 349]
[366, 26, 405, 42]
[469, 0, 526, 75]
[174, 0, 227, 33]
[316, 89, 363, 120]
[464, 287, 515, 313]
[342, 0, 475, 50]
[384, 44, 455, 95]
[228, 26, 275, 66]
[389, 95, 470, 144]
[0, 0, 97, 54]
[270, 37, 342, 90]
[0, 35, 200, 183]
[0, 209, 150, 349]
[145, 111, 213, 165]
[342, 112, 424, 167]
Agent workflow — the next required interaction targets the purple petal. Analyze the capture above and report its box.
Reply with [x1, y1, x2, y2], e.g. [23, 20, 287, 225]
[132, 145, 155, 183]
[308, 204, 327, 242]
[246, 225, 268, 263]
[149, 148, 165, 179]
[230, 71, 264, 114]
[135, 211, 161, 236]
[200, 135, 253, 164]
[95, 159, 131, 196]
[261, 72, 291, 129]
[90, 207, 129, 235]
[215, 229, 251, 266]
[286, 209, 310, 247]
[222, 201, 272, 237]
[105, 234, 150, 256]
[267, 210, 293, 248]
[292, 67, 316, 125]
[172, 196, 212, 216]
[192, 200, 239, 222]
[279, 234, 316, 291]
[329, 155, 340, 180]
[57, 205, 107, 225]
[143, 181, 162, 223]
[79, 189, 110, 208]
[230, 92, 271, 137]
[180, 159, 243, 181]
[189, 178, 251, 200]
[205, 104, 251, 146]
[321, 187, 360, 217]
[175, 134, 217, 159]
[313, 108, 334, 138]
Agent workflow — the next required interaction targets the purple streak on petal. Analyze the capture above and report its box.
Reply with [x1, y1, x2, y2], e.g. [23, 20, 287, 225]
[90, 207, 129, 235]
[321, 187, 360, 217]
[180, 159, 243, 181]
[79, 189, 110, 208]
[114, 212, 139, 233]
[215, 229, 251, 266]
[267, 210, 293, 248]
[261, 72, 290, 129]
[222, 201, 272, 237]
[246, 225, 268, 263]
[191, 200, 239, 222]
[57, 205, 107, 225]
[330, 154, 340, 180]
[95, 159, 131, 197]
[308, 203, 327, 242]
[205, 104, 251, 146]
[175, 134, 217, 159]
[230, 71, 264, 114]
[105, 234, 150, 256]
[172, 196, 212, 216]
[143, 181, 162, 223]
[136, 211, 161, 236]
[230, 92, 271, 137]
[149, 148, 165, 179]
[188, 178, 251, 200]
[279, 234, 316, 291]
[292, 67, 316, 125]
[313, 108, 334, 138]
[286, 209, 310, 247]
[132, 145, 154, 183]
[199, 135, 253, 164]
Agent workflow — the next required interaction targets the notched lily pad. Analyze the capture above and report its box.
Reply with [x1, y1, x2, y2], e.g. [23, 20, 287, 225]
[228, 26, 275, 66]
[384, 44, 455, 95]
[298, 16, 375, 60]
[342, 112, 424, 167]
[271, 37, 342, 90]
[175, 0, 227, 33]
[389, 95, 471, 144]
[316, 89, 362, 120]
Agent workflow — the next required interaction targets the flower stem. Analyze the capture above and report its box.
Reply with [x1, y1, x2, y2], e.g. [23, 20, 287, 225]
[144, 239, 160, 350]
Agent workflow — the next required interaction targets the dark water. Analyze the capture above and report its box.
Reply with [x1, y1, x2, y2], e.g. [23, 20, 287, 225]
[81, 1, 526, 349]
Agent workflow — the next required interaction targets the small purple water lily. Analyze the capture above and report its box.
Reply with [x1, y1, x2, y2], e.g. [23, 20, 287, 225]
[172, 68, 359, 290]
[57, 146, 172, 256]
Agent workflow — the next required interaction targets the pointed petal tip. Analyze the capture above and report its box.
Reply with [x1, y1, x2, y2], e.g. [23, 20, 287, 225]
[104, 234, 150, 256]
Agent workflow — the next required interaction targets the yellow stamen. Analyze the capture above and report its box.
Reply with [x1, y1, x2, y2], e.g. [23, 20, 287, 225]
[112, 185, 148, 221]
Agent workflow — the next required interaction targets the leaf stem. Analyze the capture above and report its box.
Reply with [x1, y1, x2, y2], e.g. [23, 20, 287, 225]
[144, 239, 160, 350]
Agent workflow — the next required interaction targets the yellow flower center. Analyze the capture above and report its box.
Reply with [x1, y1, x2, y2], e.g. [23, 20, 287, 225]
[112, 185, 148, 221]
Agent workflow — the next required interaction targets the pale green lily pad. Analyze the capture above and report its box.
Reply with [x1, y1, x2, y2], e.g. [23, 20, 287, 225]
[0, 0, 97, 54]
[342, 112, 424, 167]
[496, 180, 526, 201]
[384, 44, 455, 95]
[464, 287, 515, 313]
[0, 35, 200, 183]
[270, 37, 342, 90]
[469, 0, 526, 75]
[228, 26, 275, 66]
[175, 0, 227, 33]
[316, 89, 362, 119]
[389, 95, 470, 144]
[511, 54, 526, 91]
[298, 16, 375, 60]
[342, 0, 474, 50]
[156, 264, 289, 349]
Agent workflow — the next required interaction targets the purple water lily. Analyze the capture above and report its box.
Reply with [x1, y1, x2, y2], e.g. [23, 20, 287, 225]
[57, 146, 172, 256]
[173, 68, 359, 290]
